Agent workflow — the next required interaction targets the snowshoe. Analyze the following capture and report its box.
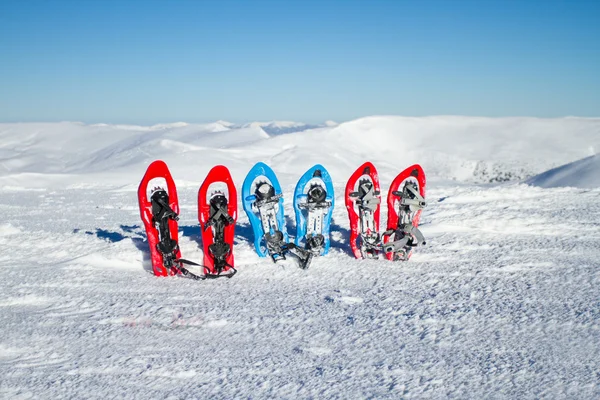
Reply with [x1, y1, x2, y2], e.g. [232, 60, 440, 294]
[198, 165, 238, 278]
[293, 164, 334, 256]
[138, 160, 183, 276]
[345, 162, 382, 259]
[242, 162, 312, 269]
[383, 164, 427, 261]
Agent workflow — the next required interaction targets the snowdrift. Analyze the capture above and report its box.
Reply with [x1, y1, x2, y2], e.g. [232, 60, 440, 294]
[526, 154, 600, 188]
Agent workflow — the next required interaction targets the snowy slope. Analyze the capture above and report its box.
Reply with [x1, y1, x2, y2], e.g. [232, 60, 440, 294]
[235, 120, 335, 136]
[1, 116, 598, 188]
[322, 116, 600, 184]
[0, 116, 599, 399]
[526, 154, 600, 188]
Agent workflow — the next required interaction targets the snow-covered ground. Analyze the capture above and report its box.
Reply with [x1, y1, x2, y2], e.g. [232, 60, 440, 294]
[0, 117, 599, 398]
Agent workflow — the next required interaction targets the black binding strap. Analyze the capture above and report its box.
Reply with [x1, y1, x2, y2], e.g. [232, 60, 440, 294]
[151, 189, 180, 270]
[204, 194, 236, 276]
[264, 231, 312, 269]
[176, 258, 237, 280]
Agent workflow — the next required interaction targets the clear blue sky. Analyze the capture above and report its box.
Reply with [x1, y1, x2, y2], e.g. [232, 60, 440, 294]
[0, 0, 598, 124]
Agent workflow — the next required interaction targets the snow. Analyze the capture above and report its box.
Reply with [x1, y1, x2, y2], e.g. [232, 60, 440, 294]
[526, 154, 600, 189]
[0, 116, 599, 398]
[237, 120, 331, 136]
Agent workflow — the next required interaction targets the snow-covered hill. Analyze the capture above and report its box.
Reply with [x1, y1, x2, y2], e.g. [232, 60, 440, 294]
[527, 154, 600, 188]
[235, 120, 333, 136]
[0, 116, 599, 398]
[1, 116, 598, 188]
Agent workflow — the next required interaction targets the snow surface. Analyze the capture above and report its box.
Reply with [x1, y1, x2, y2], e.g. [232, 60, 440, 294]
[236, 121, 335, 136]
[527, 154, 600, 189]
[0, 116, 599, 399]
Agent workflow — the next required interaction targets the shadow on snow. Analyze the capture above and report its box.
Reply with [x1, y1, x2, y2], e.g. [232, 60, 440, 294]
[73, 215, 355, 273]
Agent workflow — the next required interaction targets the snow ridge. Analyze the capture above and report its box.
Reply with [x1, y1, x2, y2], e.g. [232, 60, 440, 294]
[1, 116, 599, 188]
[236, 120, 330, 135]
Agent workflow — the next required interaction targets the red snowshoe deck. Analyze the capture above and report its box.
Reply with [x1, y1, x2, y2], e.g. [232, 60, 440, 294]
[198, 165, 237, 276]
[138, 160, 181, 276]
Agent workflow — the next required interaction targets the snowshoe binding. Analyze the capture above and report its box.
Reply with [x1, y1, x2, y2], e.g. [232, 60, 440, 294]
[150, 188, 181, 270]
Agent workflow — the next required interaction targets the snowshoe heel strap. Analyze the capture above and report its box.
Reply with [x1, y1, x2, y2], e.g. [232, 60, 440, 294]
[157, 238, 178, 255]
[306, 234, 325, 251]
[265, 231, 286, 262]
[204, 266, 237, 279]
[209, 242, 230, 260]
[209, 241, 231, 271]
[270, 252, 287, 263]
[287, 243, 313, 269]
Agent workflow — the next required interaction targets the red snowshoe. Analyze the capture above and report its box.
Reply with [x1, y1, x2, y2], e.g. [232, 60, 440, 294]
[382, 164, 427, 261]
[345, 162, 382, 259]
[138, 160, 182, 277]
[198, 165, 238, 278]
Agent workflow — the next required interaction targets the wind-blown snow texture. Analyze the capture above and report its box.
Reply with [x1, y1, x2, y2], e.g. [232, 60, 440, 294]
[0, 116, 599, 399]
